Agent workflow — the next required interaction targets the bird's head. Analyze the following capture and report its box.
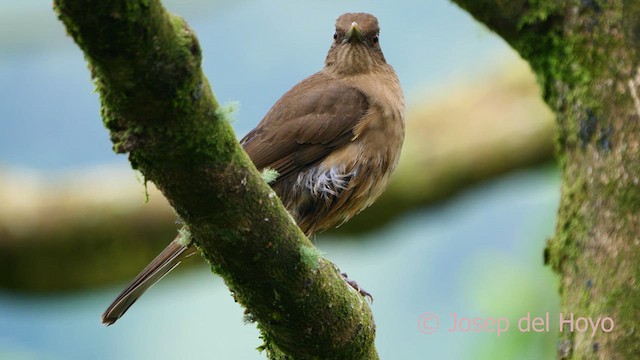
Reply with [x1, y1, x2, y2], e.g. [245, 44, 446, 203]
[325, 13, 387, 75]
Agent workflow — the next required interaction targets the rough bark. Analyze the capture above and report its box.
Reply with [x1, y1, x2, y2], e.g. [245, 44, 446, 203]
[53, 1, 377, 358]
[451, 0, 640, 358]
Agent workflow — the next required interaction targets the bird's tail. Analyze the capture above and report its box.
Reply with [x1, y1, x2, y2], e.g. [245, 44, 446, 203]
[101, 236, 198, 325]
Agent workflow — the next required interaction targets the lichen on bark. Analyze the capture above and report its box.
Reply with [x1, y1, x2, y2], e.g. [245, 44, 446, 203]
[452, 0, 640, 358]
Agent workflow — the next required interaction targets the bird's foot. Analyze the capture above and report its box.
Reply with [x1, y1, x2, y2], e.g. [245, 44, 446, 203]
[341, 272, 373, 303]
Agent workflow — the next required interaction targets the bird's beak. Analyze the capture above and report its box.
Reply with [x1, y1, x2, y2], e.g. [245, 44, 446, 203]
[343, 22, 365, 44]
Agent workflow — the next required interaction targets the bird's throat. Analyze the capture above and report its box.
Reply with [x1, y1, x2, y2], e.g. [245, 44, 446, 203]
[330, 45, 376, 75]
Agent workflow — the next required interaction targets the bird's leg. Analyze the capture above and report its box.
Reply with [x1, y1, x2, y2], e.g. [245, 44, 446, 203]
[330, 263, 373, 302]
[341, 273, 373, 303]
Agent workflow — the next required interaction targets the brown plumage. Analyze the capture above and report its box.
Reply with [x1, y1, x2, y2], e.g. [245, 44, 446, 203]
[102, 12, 404, 325]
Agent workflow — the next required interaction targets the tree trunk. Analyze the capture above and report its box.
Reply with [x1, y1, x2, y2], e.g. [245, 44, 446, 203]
[53, 1, 377, 358]
[452, 0, 640, 358]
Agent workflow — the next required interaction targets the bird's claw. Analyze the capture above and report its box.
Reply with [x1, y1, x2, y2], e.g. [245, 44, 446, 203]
[341, 272, 373, 303]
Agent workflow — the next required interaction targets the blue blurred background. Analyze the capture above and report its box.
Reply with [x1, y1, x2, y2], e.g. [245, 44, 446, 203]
[0, 0, 560, 359]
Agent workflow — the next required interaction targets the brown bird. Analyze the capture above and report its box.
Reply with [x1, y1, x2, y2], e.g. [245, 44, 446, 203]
[102, 12, 405, 325]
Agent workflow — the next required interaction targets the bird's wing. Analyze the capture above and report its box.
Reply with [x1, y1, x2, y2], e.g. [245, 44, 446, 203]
[240, 73, 370, 178]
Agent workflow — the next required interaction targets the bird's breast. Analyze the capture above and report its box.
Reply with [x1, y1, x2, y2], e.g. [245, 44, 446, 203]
[281, 67, 405, 233]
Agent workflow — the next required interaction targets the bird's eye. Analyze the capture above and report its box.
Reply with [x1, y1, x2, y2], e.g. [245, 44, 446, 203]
[372, 34, 379, 43]
[333, 32, 338, 40]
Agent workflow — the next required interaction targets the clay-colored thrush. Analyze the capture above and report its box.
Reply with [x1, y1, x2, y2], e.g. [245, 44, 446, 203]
[102, 12, 404, 325]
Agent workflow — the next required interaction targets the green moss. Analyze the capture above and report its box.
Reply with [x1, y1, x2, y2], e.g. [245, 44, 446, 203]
[546, 174, 589, 274]
[258, 332, 293, 360]
[613, 184, 640, 216]
[125, 0, 150, 13]
[604, 275, 640, 356]
[623, 1, 640, 60]
[451, 0, 639, 358]
[261, 168, 279, 184]
[176, 227, 191, 246]
[54, 0, 379, 357]
[215, 101, 240, 123]
[299, 245, 323, 271]
[517, 0, 563, 28]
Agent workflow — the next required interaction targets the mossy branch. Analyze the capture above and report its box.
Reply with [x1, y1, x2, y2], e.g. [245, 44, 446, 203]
[53, 0, 377, 358]
[452, 0, 640, 358]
